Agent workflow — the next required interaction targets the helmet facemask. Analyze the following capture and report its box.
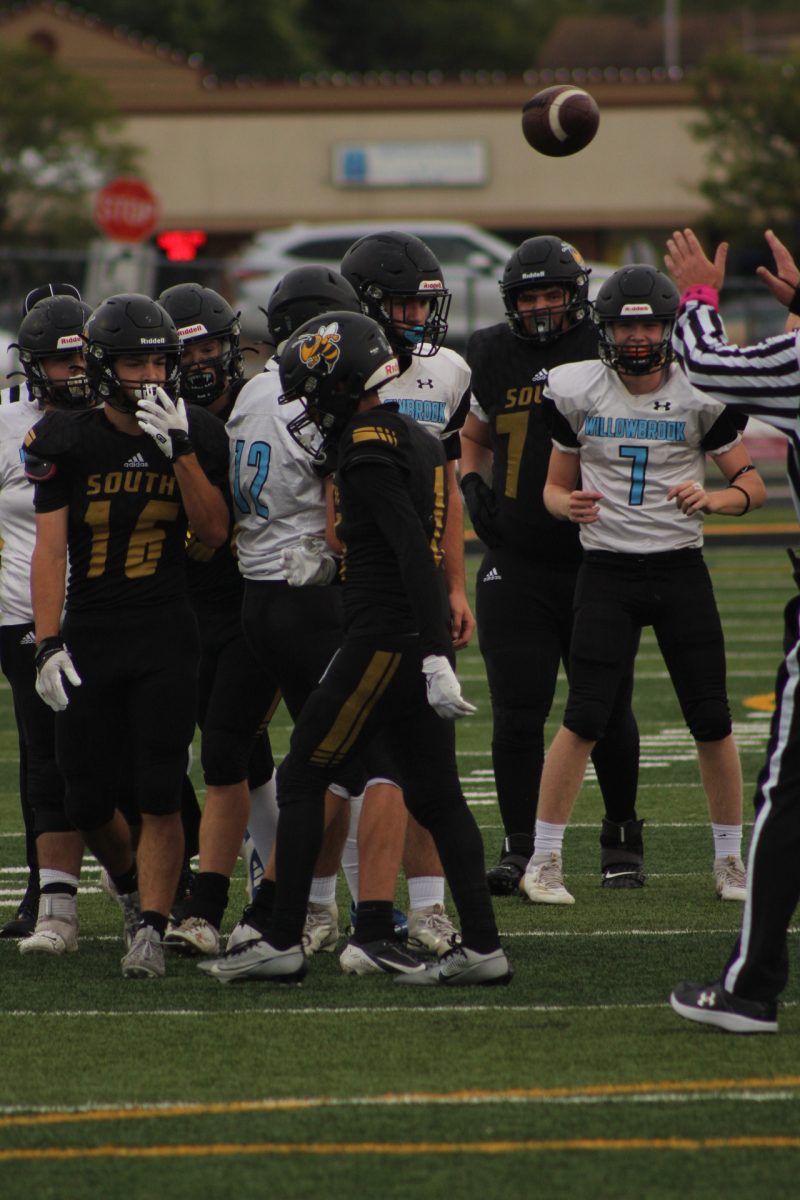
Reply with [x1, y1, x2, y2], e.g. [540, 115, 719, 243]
[87, 346, 182, 413]
[19, 346, 93, 410]
[364, 285, 450, 357]
[179, 332, 241, 407]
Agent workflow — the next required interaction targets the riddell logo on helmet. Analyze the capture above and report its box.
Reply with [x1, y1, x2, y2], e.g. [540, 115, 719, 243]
[383, 361, 400, 378]
[177, 323, 208, 340]
[55, 334, 83, 350]
[140, 337, 167, 344]
[419, 281, 444, 291]
[619, 303, 655, 316]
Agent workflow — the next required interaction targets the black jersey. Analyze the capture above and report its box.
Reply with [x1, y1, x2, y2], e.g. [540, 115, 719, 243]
[335, 405, 451, 658]
[466, 319, 599, 565]
[184, 386, 243, 609]
[25, 405, 229, 614]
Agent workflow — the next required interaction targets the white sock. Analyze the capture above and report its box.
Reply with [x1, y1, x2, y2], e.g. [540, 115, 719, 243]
[712, 823, 742, 860]
[407, 875, 445, 910]
[245, 774, 278, 864]
[340, 792, 363, 905]
[533, 820, 566, 861]
[308, 874, 337, 906]
[39, 869, 80, 891]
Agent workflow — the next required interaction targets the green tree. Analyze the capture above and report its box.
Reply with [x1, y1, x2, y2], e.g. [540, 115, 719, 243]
[0, 45, 139, 247]
[690, 47, 800, 245]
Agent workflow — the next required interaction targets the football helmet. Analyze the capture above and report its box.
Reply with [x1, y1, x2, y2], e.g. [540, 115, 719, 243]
[278, 311, 400, 461]
[158, 283, 243, 406]
[500, 235, 589, 344]
[85, 294, 181, 413]
[340, 232, 450, 357]
[14, 295, 93, 409]
[593, 265, 679, 375]
[21, 281, 82, 318]
[267, 266, 363, 346]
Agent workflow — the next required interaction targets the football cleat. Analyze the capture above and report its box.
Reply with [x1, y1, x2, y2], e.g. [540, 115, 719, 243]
[0, 881, 39, 939]
[226, 905, 265, 952]
[520, 853, 575, 904]
[197, 937, 307, 984]
[486, 835, 530, 896]
[302, 902, 339, 957]
[18, 893, 79, 956]
[600, 818, 645, 889]
[339, 938, 426, 977]
[714, 856, 747, 902]
[164, 916, 220, 957]
[395, 944, 513, 987]
[669, 980, 777, 1034]
[121, 925, 165, 979]
[406, 904, 460, 957]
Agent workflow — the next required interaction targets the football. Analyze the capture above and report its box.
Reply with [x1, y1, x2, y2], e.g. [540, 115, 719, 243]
[521, 85, 600, 157]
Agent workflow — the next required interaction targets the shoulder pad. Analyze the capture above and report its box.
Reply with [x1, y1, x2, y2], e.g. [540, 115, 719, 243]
[23, 447, 56, 482]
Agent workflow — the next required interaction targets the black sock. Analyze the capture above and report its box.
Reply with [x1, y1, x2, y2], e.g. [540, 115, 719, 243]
[250, 879, 276, 930]
[139, 910, 167, 939]
[110, 865, 138, 896]
[354, 900, 395, 945]
[180, 870, 229, 929]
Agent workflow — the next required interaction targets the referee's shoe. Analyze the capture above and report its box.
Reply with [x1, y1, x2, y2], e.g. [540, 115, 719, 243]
[669, 979, 777, 1034]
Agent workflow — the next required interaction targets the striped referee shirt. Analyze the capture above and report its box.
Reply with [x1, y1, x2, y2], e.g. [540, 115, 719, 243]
[673, 299, 800, 520]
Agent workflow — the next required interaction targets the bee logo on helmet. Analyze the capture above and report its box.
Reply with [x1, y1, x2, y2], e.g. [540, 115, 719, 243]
[298, 323, 342, 372]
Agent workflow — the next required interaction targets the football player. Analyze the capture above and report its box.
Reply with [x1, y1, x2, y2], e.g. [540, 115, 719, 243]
[462, 236, 643, 895]
[26, 293, 230, 978]
[200, 310, 511, 987]
[0, 289, 90, 949]
[156, 283, 280, 958]
[522, 264, 764, 905]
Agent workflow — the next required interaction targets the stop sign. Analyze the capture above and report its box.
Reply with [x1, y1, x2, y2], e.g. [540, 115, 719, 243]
[94, 177, 159, 243]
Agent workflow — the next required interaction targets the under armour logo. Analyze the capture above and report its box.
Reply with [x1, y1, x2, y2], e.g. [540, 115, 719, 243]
[697, 991, 718, 1008]
[416, 378, 434, 389]
[653, 401, 672, 411]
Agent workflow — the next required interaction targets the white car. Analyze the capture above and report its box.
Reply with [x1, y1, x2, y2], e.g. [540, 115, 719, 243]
[227, 220, 614, 350]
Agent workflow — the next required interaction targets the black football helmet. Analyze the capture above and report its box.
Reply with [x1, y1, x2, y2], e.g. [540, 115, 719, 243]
[340, 232, 450, 357]
[278, 311, 400, 461]
[21, 281, 82, 318]
[158, 283, 243, 406]
[266, 266, 363, 346]
[85, 294, 181, 413]
[14, 295, 93, 409]
[593, 265, 679, 375]
[500, 235, 590, 344]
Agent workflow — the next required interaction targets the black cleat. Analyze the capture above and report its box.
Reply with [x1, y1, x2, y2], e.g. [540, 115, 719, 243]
[486, 836, 530, 896]
[0, 882, 39, 939]
[600, 818, 645, 889]
[670, 980, 778, 1034]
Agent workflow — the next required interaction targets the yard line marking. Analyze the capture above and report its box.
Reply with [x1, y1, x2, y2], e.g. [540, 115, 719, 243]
[2, 1075, 799, 1128]
[1, 1001, 795, 1021]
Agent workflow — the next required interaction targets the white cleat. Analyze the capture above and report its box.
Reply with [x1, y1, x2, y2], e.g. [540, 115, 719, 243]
[121, 926, 165, 979]
[520, 853, 575, 905]
[198, 937, 307, 984]
[164, 916, 220, 956]
[302, 902, 339, 957]
[406, 904, 460, 957]
[714, 855, 747, 902]
[396, 944, 513, 987]
[19, 894, 79, 956]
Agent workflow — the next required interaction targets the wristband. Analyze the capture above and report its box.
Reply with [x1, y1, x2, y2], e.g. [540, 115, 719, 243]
[679, 285, 720, 312]
[34, 635, 65, 668]
[728, 483, 750, 515]
[171, 430, 194, 460]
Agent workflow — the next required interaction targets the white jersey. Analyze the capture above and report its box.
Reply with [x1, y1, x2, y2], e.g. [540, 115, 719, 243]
[378, 347, 471, 457]
[225, 358, 328, 581]
[546, 360, 740, 554]
[0, 386, 40, 624]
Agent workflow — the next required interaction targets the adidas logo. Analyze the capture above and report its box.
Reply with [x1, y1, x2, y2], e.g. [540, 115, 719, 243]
[123, 453, 149, 470]
[482, 567, 502, 583]
[19, 630, 36, 647]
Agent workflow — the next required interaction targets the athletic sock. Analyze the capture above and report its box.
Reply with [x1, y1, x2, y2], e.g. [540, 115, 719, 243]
[407, 875, 445, 910]
[308, 874, 337, 906]
[712, 823, 743, 860]
[532, 820, 567, 861]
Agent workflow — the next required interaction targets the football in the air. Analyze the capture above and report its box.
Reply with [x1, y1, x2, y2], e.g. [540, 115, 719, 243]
[521, 85, 600, 157]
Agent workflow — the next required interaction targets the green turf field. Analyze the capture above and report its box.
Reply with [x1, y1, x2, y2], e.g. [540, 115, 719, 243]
[1, 541, 798, 1199]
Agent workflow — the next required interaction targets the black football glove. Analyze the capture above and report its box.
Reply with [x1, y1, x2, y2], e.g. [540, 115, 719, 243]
[460, 472, 501, 548]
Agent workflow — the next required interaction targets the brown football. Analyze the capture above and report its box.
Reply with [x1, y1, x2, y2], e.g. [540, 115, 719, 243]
[521, 85, 600, 157]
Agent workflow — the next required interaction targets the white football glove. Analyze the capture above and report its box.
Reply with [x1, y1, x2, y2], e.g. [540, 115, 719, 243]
[34, 639, 82, 713]
[135, 386, 193, 460]
[422, 654, 476, 720]
[280, 536, 339, 587]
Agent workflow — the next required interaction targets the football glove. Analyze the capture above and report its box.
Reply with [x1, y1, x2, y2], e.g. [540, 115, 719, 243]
[280, 536, 339, 587]
[34, 637, 81, 712]
[135, 386, 194, 460]
[460, 473, 500, 548]
[422, 655, 476, 720]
